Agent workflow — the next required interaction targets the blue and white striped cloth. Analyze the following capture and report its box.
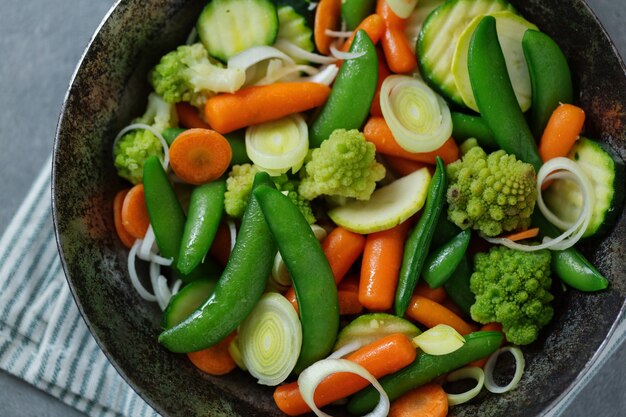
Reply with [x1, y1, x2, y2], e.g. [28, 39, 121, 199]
[0, 160, 158, 417]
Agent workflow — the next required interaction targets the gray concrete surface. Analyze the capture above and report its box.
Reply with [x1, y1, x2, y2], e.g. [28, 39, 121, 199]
[0, 0, 623, 416]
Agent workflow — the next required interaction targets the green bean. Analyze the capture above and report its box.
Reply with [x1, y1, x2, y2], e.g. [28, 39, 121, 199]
[422, 229, 471, 288]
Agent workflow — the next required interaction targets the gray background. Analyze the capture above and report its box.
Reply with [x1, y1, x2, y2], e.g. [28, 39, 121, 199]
[0, 0, 623, 416]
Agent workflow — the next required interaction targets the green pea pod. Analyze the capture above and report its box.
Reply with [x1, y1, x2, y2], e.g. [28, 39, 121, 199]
[309, 30, 378, 147]
[158, 172, 277, 352]
[253, 185, 339, 373]
[443, 253, 475, 316]
[395, 157, 447, 316]
[422, 229, 471, 288]
[341, 0, 376, 30]
[532, 212, 608, 291]
[450, 112, 497, 149]
[468, 16, 542, 172]
[522, 29, 573, 139]
[162, 127, 186, 146]
[177, 180, 226, 275]
[347, 331, 503, 414]
[224, 129, 252, 165]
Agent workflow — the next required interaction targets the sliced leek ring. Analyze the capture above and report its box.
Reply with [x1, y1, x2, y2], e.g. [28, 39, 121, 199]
[445, 366, 485, 406]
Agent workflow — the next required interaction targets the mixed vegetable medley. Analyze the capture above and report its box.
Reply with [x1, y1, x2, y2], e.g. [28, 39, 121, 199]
[111, 0, 625, 415]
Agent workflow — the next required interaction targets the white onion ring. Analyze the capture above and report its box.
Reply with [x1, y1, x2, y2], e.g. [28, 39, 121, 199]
[325, 29, 354, 38]
[274, 39, 338, 65]
[328, 340, 363, 359]
[128, 240, 157, 302]
[484, 346, 525, 394]
[228, 46, 294, 72]
[445, 366, 485, 406]
[138, 225, 156, 261]
[302, 64, 339, 86]
[156, 275, 172, 310]
[171, 279, 183, 296]
[113, 123, 170, 171]
[227, 220, 237, 253]
[329, 44, 366, 60]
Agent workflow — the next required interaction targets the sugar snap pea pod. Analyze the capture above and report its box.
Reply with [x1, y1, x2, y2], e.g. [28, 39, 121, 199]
[158, 172, 277, 352]
[522, 29, 573, 139]
[177, 180, 226, 275]
[162, 127, 186, 146]
[341, 0, 376, 30]
[395, 157, 447, 316]
[450, 112, 497, 149]
[443, 253, 475, 316]
[253, 184, 339, 373]
[309, 30, 378, 147]
[468, 16, 542, 172]
[347, 330, 503, 414]
[422, 229, 471, 288]
[532, 212, 608, 291]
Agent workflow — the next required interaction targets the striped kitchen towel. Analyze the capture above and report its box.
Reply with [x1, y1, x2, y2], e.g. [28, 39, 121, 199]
[0, 159, 158, 417]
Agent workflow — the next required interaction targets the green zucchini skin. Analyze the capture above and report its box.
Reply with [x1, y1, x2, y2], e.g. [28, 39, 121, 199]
[162, 279, 217, 329]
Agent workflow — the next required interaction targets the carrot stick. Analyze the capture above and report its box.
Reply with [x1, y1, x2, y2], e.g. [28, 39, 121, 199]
[370, 47, 391, 117]
[406, 295, 475, 335]
[539, 103, 585, 162]
[113, 189, 136, 248]
[121, 184, 150, 239]
[176, 102, 211, 129]
[389, 383, 448, 417]
[381, 26, 417, 74]
[286, 287, 299, 314]
[323, 226, 367, 284]
[360, 220, 413, 311]
[338, 274, 364, 315]
[273, 333, 417, 416]
[384, 155, 431, 177]
[376, 0, 406, 28]
[468, 323, 504, 368]
[342, 14, 386, 52]
[502, 227, 540, 242]
[314, 0, 342, 55]
[168, 128, 232, 185]
[204, 82, 331, 133]
[414, 282, 447, 304]
[209, 222, 232, 267]
[364, 117, 460, 165]
[187, 332, 237, 375]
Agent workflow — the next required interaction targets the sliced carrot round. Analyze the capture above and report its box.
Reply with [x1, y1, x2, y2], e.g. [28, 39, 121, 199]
[389, 383, 448, 417]
[187, 332, 237, 376]
[113, 189, 135, 248]
[121, 184, 150, 239]
[169, 128, 232, 185]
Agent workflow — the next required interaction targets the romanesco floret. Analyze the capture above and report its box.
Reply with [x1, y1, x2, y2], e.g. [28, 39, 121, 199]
[470, 246, 554, 345]
[446, 145, 537, 237]
[149, 43, 245, 107]
[298, 129, 386, 201]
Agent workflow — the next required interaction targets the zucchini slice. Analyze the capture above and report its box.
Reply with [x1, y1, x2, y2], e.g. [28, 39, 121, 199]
[197, 0, 279, 63]
[162, 279, 216, 329]
[276, 5, 314, 63]
[544, 137, 625, 238]
[334, 313, 421, 351]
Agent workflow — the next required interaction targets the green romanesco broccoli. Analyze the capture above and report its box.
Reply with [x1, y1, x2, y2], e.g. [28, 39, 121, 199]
[224, 164, 315, 224]
[113, 93, 177, 184]
[470, 246, 554, 345]
[149, 43, 245, 107]
[446, 144, 537, 237]
[298, 129, 386, 201]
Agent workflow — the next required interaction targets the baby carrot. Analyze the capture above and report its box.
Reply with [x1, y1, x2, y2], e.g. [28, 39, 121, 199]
[406, 295, 475, 335]
[539, 103, 585, 161]
[364, 117, 459, 165]
[468, 323, 504, 368]
[113, 189, 136, 248]
[502, 227, 540, 242]
[384, 155, 431, 177]
[338, 274, 364, 315]
[414, 282, 447, 304]
[381, 26, 417, 74]
[314, 0, 342, 55]
[360, 220, 413, 311]
[187, 332, 237, 376]
[168, 128, 232, 185]
[176, 102, 211, 129]
[121, 184, 150, 239]
[323, 226, 367, 284]
[204, 82, 331, 133]
[388, 383, 448, 417]
[209, 222, 232, 267]
[370, 47, 391, 117]
[342, 14, 386, 52]
[273, 333, 417, 415]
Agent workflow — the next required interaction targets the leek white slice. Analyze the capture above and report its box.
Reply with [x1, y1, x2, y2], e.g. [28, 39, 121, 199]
[380, 75, 452, 153]
[412, 324, 465, 355]
[484, 346, 525, 394]
[445, 366, 485, 406]
[245, 113, 309, 175]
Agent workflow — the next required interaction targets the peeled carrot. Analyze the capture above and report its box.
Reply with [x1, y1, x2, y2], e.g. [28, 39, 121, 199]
[414, 282, 447, 304]
[360, 220, 412, 311]
[389, 383, 448, 417]
[370, 47, 391, 117]
[364, 117, 460, 165]
[176, 102, 211, 129]
[204, 82, 331, 133]
[342, 14, 386, 52]
[113, 189, 136, 248]
[169, 128, 232, 185]
[384, 155, 431, 177]
[273, 333, 417, 415]
[468, 323, 504, 368]
[406, 295, 475, 335]
[187, 332, 237, 376]
[286, 288, 299, 314]
[209, 222, 232, 267]
[539, 103, 585, 162]
[338, 274, 364, 315]
[121, 184, 150, 239]
[314, 0, 342, 55]
[503, 227, 540, 242]
[381, 26, 417, 74]
[323, 226, 367, 283]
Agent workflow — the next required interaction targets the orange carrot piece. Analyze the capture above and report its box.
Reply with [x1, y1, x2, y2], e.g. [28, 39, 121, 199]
[376, 0, 406, 28]
[342, 14, 386, 52]
[187, 332, 237, 376]
[359, 220, 413, 311]
[121, 184, 150, 239]
[389, 383, 448, 417]
[113, 189, 136, 248]
[286, 287, 299, 315]
[502, 227, 540, 242]
[384, 155, 431, 177]
[406, 295, 475, 335]
[209, 222, 232, 267]
[314, 0, 342, 55]
[381, 26, 417, 74]
[364, 117, 460, 165]
[338, 274, 364, 315]
[168, 128, 232, 185]
[273, 333, 417, 416]
[323, 226, 367, 284]
[204, 82, 331, 133]
[176, 102, 211, 129]
[468, 323, 504, 368]
[539, 103, 585, 162]
[414, 282, 447, 304]
[370, 47, 391, 117]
